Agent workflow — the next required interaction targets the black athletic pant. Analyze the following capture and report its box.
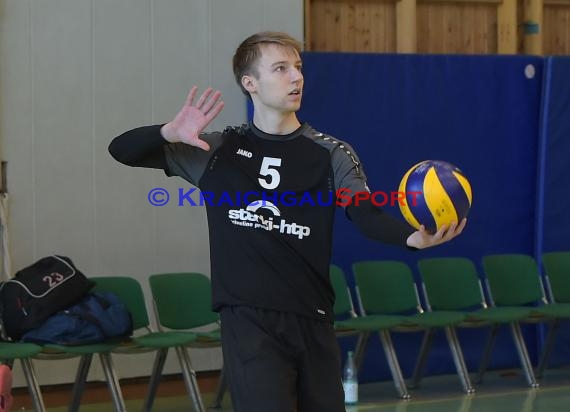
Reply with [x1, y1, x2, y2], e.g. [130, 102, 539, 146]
[220, 305, 345, 412]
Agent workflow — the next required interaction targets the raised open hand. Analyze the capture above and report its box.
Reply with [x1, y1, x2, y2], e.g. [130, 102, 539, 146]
[160, 86, 225, 150]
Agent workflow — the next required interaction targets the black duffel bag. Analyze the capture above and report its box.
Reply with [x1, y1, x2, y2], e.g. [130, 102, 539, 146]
[0, 255, 94, 340]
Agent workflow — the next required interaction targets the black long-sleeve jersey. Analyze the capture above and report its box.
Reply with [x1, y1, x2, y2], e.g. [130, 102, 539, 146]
[109, 122, 414, 323]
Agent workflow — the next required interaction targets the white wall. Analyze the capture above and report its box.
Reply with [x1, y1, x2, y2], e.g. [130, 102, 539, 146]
[0, 0, 303, 386]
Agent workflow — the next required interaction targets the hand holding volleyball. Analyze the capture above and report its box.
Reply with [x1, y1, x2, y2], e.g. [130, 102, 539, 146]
[398, 160, 472, 233]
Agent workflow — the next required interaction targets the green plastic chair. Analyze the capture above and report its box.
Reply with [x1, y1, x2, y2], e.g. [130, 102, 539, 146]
[482, 254, 570, 382]
[32, 275, 188, 412]
[28, 283, 130, 412]
[539, 252, 570, 377]
[329, 264, 379, 393]
[418, 257, 538, 388]
[85, 276, 203, 412]
[34, 339, 126, 412]
[542, 252, 570, 304]
[330, 264, 369, 338]
[330, 264, 357, 322]
[330, 263, 412, 399]
[483, 253, 570, 319]
[0, 342, 45, 411]
[353, 260, 474, 395]
[148, 273, 224, 410]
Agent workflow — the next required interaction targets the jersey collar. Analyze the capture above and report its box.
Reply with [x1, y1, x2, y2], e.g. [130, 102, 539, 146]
[249, 121, 309, 141]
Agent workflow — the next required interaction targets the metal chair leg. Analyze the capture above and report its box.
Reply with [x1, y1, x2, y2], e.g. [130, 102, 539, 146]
[99, 353, 127, 412]
[176, 346, 205, 412]
[20, 358, 46, 412]
[379, 330, 410, 400]
[410, 329, 434, 389]
[536, 320, 559, 379]
[510, 323, 539, 388]
[475, 324, 499, 384]
[445, 327, 475, 394]
[209, 365, 226, 409]
[143, 348, 168, 412]
[353, 332, 370, 372]
[68, 354, 93, 412]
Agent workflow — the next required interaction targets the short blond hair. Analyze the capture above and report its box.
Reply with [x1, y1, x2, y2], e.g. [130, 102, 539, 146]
[232, 31, 303, 95]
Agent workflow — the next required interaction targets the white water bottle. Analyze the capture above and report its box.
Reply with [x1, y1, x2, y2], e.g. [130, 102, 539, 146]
[343, 350, 358, 405]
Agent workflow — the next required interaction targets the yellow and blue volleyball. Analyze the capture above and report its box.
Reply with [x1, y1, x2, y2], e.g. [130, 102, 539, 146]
[398, 160, 472, 233]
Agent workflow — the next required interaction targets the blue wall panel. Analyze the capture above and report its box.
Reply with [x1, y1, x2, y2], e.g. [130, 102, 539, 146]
[297, 53, 544, 382]
[536, 56, 570, 368]
[538, 57, 570, 253]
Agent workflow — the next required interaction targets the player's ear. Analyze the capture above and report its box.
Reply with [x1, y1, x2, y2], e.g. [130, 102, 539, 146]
[242, 75, 256, 93]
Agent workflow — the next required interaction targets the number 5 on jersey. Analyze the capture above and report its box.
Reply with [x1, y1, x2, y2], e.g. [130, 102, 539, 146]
[258, 157, 282, 190]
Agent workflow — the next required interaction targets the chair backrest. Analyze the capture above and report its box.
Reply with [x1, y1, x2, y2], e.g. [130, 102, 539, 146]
[417, 257, 485, 311]
[482, 254, 545, 306]
[91, 276, 150, 331]
[148, 272, 219, 330]
[542, 251, 570, 303]
[352, 260, 420, 315]
[329, 264, 355, 317]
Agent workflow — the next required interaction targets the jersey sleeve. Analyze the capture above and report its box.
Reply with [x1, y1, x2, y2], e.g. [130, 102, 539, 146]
[109, 125, 224, 188]
[329, 139, 370, 198]
[108, 124, 169, 170]
[329, 136, 416, 247]
[163, 132, 224, 187]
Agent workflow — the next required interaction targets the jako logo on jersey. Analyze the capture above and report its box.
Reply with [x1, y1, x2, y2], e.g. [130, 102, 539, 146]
[236, 148, 253, 158]
[227, 200, 311, 239]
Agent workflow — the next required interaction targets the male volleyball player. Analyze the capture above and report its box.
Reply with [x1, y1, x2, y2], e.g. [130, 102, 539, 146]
[109, 31, 466, 412]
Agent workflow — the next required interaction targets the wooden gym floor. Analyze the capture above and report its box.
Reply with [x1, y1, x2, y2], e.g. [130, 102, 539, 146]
[11, 367, 570, 411]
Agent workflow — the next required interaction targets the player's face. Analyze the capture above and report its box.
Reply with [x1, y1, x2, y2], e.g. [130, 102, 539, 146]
[249, 44, 303, 113]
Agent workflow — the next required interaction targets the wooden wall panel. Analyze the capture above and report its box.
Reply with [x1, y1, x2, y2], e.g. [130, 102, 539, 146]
[306, 0, 570, 54]
[543, 4, 570, 55]
[417, 3, 498, 53]
[307, 0, 396, 52]
[518, 0, 526, 53]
